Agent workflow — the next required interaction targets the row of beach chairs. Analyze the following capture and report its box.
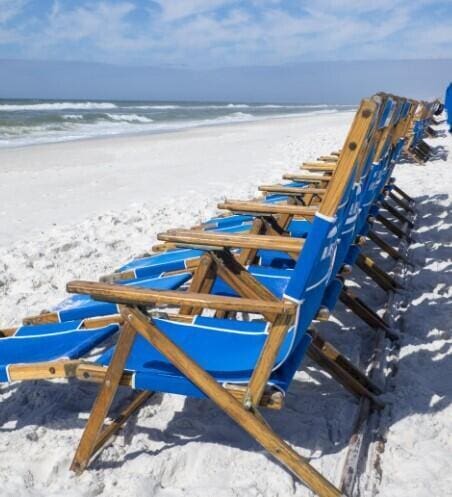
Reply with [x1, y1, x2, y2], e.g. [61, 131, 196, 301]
[0, 92, 442, 497]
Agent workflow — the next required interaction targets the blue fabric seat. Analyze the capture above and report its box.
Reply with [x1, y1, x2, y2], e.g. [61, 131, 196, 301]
[97, 316, 310, 397]
[118, 249, 203, 278]
[0, 322, 119, 382]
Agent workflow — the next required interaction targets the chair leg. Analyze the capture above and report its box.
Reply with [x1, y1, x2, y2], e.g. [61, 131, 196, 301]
[307, 332, 384, 410]
[391, 184, 414, 204]
[388, 191, 415, 214]
[355, 254, 403, 292]
[70, 322, 137, 474]
[376, 214, 410, 241]
[339, 288, 398, 341]
[92, 391, 153, 456]
[308, 330, 382, 395]
[367, 230, 411, 265]
[124, 307, 344, 497]
[380, 200, 414, 228]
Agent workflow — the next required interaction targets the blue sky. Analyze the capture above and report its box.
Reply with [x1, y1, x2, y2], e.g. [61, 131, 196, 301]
[1, 0, 452, 67]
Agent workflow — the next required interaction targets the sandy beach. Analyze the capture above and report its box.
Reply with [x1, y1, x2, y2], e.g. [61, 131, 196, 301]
[0, 112, 350, 323]
[0, 112, 352, 242]
[0, 113, 450, 497]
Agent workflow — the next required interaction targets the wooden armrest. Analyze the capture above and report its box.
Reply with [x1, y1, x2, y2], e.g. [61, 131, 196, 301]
[300, 162, 336, 172]
[218, 200, 318, 217]
[67, 281, 297, 315]
[317, 155, 338, 162]
[283, 173, 332, 182]
[158, 229, 304, 252]
[258, 185, 326, 196]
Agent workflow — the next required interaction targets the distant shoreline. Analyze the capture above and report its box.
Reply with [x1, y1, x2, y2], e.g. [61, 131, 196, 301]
[0, 98, 355, 149]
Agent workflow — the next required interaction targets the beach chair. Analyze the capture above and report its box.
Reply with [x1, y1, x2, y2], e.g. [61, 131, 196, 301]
[446, 83, 452, 132]
[3, 100, 379, 497]
[403, 99, 440, 162]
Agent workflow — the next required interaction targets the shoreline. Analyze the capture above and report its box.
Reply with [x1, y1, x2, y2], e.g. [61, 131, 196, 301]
[0, 108, 353, 151]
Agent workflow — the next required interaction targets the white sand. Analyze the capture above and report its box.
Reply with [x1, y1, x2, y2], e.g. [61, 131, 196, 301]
[0, 113, 450, 497]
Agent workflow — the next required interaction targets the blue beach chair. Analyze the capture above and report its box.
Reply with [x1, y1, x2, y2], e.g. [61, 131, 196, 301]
[446, 83, 452, 132]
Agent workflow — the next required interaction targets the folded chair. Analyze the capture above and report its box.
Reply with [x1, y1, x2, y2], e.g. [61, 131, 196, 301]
[4, 99, 379, 497]
[403, 99, 440, 162]
[446, 83, 452, 132]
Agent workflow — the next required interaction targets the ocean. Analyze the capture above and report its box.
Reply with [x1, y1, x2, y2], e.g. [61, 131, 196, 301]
[0, 99, 355, 147]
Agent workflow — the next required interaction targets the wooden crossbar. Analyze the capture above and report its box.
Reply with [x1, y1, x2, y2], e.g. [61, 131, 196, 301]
[66, 281, 297, 316]
[218, 200, 318, 217]
[158, 229, 305, 253]
[282, 173, 332, 182]
[258, 185, 327, 196]
[76, 363, 284, 410]
[300, 162, 336, 172]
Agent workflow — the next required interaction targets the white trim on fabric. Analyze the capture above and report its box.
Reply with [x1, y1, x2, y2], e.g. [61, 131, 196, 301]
[345, 212, 359, 226]
[154, 317, 268, 336]
[315, 212, 335, 223]
[306, 270, 331, 291]
[282, 294, 304, 304]
[327, 225, 338, 239]
[4, 324, 117, 341]
[254, 272, 291, 280]
[341, 226, 355, 236]
[270, 326, 296, 371]
[5, 365, 11, 382]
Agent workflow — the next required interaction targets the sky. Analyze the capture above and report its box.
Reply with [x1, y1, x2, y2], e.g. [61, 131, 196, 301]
[0, 0, 451, 101]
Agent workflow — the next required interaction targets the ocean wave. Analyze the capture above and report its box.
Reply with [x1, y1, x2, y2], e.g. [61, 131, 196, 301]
[133, 105, 180, 110]
[63, 114, 84, 120]
[192, 103, 250, 109]
[105, 113, 154, 123]
[225, 104, 250, 108]
[0, 102, 118, 111]
[258, 104, 329, 109]
[0, 105, 348, 148]
[218, 112, 254, 121]
[132, 103, 252, 110]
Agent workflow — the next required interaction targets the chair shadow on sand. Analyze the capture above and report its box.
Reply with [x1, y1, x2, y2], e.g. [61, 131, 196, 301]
[399, 145, 449, 164]
[0, 194, 450, 477]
